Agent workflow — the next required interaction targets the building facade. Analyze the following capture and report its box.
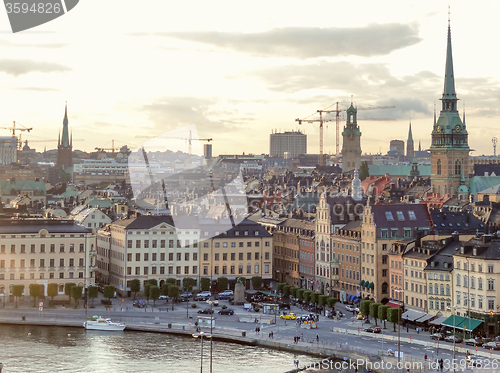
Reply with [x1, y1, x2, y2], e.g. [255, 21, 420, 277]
[342, 104, 362, 173]
[269, 131, 307, 158]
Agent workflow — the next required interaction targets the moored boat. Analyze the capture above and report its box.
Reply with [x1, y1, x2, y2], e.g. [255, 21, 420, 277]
[84, 315, 126, 331]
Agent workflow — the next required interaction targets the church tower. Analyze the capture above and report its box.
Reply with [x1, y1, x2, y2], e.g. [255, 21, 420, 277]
[56, 103, 73, 171]
[430, 18, 469, 197]
[341, 103, 362, 173]
[406, 122, 414, 160]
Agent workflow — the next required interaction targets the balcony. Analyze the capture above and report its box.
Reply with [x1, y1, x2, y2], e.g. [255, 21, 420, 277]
[89, 250, 97, 256]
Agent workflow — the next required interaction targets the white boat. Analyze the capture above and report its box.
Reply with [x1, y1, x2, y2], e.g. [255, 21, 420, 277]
[84, 315, 126, 331]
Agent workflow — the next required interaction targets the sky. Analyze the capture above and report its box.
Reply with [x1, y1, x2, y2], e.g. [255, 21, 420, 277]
[0, 0, 499, 157]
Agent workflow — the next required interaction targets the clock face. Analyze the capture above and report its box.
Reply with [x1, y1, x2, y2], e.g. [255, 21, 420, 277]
[455, 125, 461, 131]
[347, 133, 355, 141]
[436, 126, 441, 132]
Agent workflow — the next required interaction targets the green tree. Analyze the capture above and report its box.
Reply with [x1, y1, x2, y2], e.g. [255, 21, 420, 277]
[12, 284, 24, 308]
[88, 286, 98, 308]
[183, 277, 196, 292]
[303, 290, 313, 303]
[71, 286, 83, 308]
[29, 283, 41, 307]
[378, 305, 390, 329]
[161, 283, 170, 299]
[168, 285, 180, 308]
[276, 283, 286, 294]
[251, 276, 262, 290]
[166, 278, 176, 285]
[360, 300, 373, 317]
[150, 285, 160, 306]
[296, 288, 305, 301]
[64, 283, 76, 303]
[148, 279, 158, 287]
[103, 285, 115, 306]
[144, 284, 151, 302]
[310, 292, 319, 307]
[283, 285, 291, 297]
[359, 161, 370, 180]
[369, 303, 382, 326]
[387, 308, 402, 332]
[200, 277, 211, 291]
[290, 286, 298, 298]
[217, 277, 228, 292]
[326, 297, 338, 309]
[318, 294, 328, 308]
[130, 279, 141, 300]
[47, 283, 58, 306]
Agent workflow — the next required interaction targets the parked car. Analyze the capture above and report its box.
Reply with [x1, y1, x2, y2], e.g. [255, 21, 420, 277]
[218, 308, 234, 315]
[465, 338, 483, 346]
[195, 291, 212, 301]
[445, 335, 463, 343]
[430, 333, 445, 340]
[198, 308, 214, 314]
[483, 341, 500, 350]
[364, 327, 382, 333]
[216, 291, 234, 300]
[158, 295, 168, 300]
[346, 305, 356, 312]
[279, 312, 297, 320]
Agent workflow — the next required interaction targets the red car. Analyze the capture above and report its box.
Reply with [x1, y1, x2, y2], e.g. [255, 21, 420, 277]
[365, 327, 382, 333]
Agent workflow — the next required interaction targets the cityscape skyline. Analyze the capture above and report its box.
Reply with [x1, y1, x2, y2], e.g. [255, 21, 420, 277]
[0, 1, 499, 157]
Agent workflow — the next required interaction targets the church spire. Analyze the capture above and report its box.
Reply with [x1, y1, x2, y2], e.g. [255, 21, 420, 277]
[418, 140, 421, 152]
[61, 102, 70, 147]
[408, 121, 413, 142]
[442, 10, 457, 102]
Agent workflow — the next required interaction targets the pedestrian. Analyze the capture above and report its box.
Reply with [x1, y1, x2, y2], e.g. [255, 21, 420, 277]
[271, 331, 274, 339]
[407, 366, 410, 373]
[301, 333, 303, 340]
[316, 334, 319, 342]
[269, 332, 271, 338]
[424, 353, 427, 360]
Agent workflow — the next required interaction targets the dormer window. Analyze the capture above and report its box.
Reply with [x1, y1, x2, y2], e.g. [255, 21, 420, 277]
[385, 212, 394, 221]
[473, 248, 477, 256]
[396, 211, 404, 221]
[460, 246, 464, 254]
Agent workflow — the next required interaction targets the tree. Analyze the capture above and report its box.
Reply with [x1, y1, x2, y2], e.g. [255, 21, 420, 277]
[47, 283, 58, 306]
[71, 286, 83, 308]
[168, 285, 180, 307]
[183, 277, 196, 292]
[303, 290, 313, 303]
[144, 284, 151, 302]
[318, 295, 328, 308]
[216, 277, 228, 292]
[378, 305, 390, 329]
[200, 277, 211, 291]
[251, 276, 262, 290]
[283, 285, 291, 297]
[29, 283, 41, 307]
[148, 279, 158, 287]
[161, 283, 170, 299]
[326, 297, 338, 309]
[103, 285, 115, 306]
[310, 292, 319, 307]
[296, 288, 305, 301]
[166, 278, 176, 285]
[290, 286, 298, 298]
[130, 279, 141, 300]
[64, 283, 76, 303]
[150, 285, 160, 306]
[359, 161, 370, 180]
[276, 283, 286, 294]
[369, 303, 382, 326]
[88, 286, 98, 308]
[12, 284, 24, 308]
[360, 300, 373, 317]
[387, 308, 402, 332]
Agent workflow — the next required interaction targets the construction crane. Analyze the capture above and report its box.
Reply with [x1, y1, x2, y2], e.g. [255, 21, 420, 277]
[295, 113, 332, 167]
[0, 121, 32, 136]
[135, 131, 212, 156]
[95, 140, 121, 154]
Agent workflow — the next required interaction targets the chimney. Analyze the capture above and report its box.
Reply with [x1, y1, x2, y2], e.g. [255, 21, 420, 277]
[452, 231, 459, 242]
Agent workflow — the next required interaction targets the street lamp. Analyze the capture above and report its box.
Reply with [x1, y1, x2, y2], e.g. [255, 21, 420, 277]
[395, 289, 404, 368]
[192, 331, 212, 373]
[206, 299, 215, 373]
[447, 305, 462, 373]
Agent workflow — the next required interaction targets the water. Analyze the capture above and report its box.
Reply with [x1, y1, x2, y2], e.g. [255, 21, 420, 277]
[0, 325, 313, 373]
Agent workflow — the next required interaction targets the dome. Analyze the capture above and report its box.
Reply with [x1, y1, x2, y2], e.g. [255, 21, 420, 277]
[457, 184, 469, 193]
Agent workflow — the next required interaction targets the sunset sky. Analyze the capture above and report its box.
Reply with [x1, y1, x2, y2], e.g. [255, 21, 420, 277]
[0, 0, 499, 157]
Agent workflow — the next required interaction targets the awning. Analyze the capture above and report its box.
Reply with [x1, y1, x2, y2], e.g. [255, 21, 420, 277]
[402, 309, 427, 322]
[385, 302, 402, 308]
[442, 315, 467, 328]
[368, 282, 374, 289]
[415, 313, 436, 323]
[359, 280, 365, 287]
[430, 316, 448, 325]
[459, 318, 483, 332]
[354, 298, 360, 303]
[347, 295, 353, 300]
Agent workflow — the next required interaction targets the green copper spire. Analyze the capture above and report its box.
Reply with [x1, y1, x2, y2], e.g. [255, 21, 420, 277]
[61, 102, 70, 147]
[442, 21, 457, 101]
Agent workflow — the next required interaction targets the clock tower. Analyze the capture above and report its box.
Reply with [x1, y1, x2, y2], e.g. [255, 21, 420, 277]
[342, 103, 362, 173]
[430, 19, 470, 197]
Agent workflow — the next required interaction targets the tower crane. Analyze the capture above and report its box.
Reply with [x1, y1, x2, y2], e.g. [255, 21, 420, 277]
[95, 140, 121, 154]
[0, 121, 33, 136]
[135, 131, 212, 156]
[295, 113, 332, 167]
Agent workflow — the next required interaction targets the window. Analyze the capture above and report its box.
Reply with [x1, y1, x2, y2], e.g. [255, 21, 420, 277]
[239, 253, 243, 261]
[246, 265, 251, 274]
[488, 264, 494, 273]
[391, 229, 398, 238]
[144, 253, 149, 261]
[176, 266, 181, 275]
[231, 253, 236, 261]
[385, 212, 394, 221]
[169, 253, 174, 261]
[136, 253, 140, 261]
[50, 244, 55, 253]
[488, 298, 495, 310]
[192, 266, 197, 274]
[40, 244, 45, 253]
[437, 159, 441, 175]
[454, 159, 461, 175]
[223, 253, 227, 261]
[160, 253, 165, 261]
[238, 265, 243, 274]
[381, 229, 388, 238]
[215, 243, 220, 248]
[59, 258, 64, 267]
[193, 253, 197, 261]
[184, 266, 189, 275]
[69, 258, 74, 267]
[404, 229, 411, 238]
[152, 253, 157, 261]
[479, 278, 483, 290]
[222, 242, 228, 248]
[215, 253, 219, 261]
[254, 265, 259, 274]
[396, 211, 404, 221]
[488, 279, 495, 291]
[408, 211, 417, 220]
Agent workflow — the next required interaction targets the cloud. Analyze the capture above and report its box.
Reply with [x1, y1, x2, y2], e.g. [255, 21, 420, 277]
[14, 86, 60, 92]
[150, 23, 422, 58]
[0, 59, 71, 76]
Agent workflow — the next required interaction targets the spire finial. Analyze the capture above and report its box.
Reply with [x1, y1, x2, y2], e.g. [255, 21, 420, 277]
[463, 101, 466, 126]
[448, 5, 451, 28]
[350, 94, 353, 105]
[434, 101, 436, 125]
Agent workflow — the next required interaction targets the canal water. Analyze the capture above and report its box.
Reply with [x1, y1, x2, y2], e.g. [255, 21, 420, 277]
[0, 325, 316, 373]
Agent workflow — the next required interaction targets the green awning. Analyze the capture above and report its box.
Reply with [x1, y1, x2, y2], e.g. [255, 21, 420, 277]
[369, 282, 375, 289]
[442, 315, 467, 328]
[458, 317, 483, 332]
[359, 280, 366, 287]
